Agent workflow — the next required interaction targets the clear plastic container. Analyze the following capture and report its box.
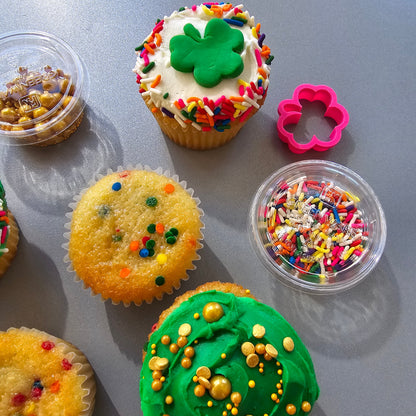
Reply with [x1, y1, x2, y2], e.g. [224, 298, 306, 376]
[249, 160, 387, 294]
[0, 31, 89, 146]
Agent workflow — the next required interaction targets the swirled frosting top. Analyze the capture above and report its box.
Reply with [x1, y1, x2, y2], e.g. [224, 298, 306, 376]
[140, 290, 319, 415]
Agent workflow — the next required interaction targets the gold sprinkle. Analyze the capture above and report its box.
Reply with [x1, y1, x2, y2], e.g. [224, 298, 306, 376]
[286, 404, 296, 415]
[231, 392, 242, 405]
[194, 313, 200, 320]
[241, 341, 255, 356]
[194, 384, 206, 397]
[252, 324, 266, 338]
[265, 344, 278, 358]
[231, 408, 238, 415]
[198, 376, 211, 390]
[226, 403, 233, 410]
[165, 395, 173, 405]
[152, 370, 162, 379]
[177, 336, 188, 348]
[301, 401, 312, 412]
[184, 346, 195, 358]
[178, 323, 192, 337]
[181, 357, 192, 369]
[283, 336, 294, 352]
[192, 375, 199, 383]
[221, 353, 226, 359]
[161, 335, 171, 345]
[151, 380, 162, 391]
[196, 366, 211, 379]
[246, 353, 259, 368]
[169, 343, 179, 354]
[151, 349, 156, 355]
[278, 389, 283, 395]
[155, 357, 169, 371]
[271, 393, 278, 401]
[255, 343, 265, 355]
[203, 302, 224, 323]
[248, 380, 255, 388]
[207, 400, 213, 407]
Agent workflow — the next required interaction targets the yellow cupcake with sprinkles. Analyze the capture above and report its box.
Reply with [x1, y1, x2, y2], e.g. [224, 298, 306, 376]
[133, 3, 273, 150]
[0, 327, 95, 416]
[65, 167, 204, 306]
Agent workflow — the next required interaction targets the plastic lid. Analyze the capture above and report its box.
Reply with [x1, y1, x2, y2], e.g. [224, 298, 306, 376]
[0, 31, 89, 145]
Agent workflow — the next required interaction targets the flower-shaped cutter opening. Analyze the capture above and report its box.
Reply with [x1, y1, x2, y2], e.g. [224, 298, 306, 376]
[277, 84, 349, 154]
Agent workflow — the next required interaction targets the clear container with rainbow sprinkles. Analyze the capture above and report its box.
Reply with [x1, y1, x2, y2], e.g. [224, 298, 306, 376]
[0, 31, 89, 146]
[249, 160, 387, 293]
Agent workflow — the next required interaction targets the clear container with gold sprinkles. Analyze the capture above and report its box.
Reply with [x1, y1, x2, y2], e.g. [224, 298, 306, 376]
[249, 160, 387, 293]
[0, 31, 89, 146]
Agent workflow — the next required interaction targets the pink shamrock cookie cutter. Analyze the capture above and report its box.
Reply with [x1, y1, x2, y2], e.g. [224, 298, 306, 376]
[277, 84, 349, 154]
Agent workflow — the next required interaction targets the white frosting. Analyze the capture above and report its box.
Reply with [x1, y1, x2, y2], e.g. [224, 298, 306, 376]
[133, 4, 271, 127]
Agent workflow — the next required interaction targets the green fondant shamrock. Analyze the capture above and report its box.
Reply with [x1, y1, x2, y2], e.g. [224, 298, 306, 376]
[169, 18, 245, 88]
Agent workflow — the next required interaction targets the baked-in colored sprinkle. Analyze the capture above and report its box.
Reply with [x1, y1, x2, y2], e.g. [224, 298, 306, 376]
[41, 340, 55, 350]
[112, 182, 122, 191]
[130, 241, 140, 251]
[164, 183, 175, 193]
[120, 268, 130, 278]
[155, 275, 165, 286]
[146, 197, 158, 207]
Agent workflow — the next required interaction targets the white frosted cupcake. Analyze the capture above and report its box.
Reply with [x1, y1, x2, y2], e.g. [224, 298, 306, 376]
[0, 327, 96, 416]
[133, 3, 273, 150]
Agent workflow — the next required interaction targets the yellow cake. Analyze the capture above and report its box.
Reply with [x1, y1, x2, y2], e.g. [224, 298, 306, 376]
[0, 327, 95, 416]
[67, 168, 204, 305]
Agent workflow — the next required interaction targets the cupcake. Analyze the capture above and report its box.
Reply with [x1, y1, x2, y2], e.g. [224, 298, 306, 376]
[140, 282, 319, 415]
[133, 3, 273, 150]
[0, 327, 95, 416]
[66, 168, 204, 306]
[0, 179, 19, 277]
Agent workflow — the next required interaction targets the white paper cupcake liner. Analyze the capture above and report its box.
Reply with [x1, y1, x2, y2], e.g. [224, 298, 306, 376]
[2, 327, 96, 416]
[63, 164, 205, 307]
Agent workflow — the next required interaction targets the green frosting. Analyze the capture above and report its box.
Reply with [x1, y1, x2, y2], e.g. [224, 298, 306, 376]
[140, 290, 319, 415]
[0, 180, 9, 259]
[169, 18, 244, 88]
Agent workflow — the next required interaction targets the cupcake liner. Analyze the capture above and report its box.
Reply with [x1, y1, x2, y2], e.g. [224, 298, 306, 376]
[2, 327, 96, 416]
[63, 164, 205, 307]
[144, 95, 265, 150]
[0, 211, 19, 277]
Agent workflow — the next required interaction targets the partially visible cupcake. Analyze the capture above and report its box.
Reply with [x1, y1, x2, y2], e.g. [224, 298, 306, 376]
[140, 282, 319, 416]
[66, 168, 204, 306]
[0, 179, 19, 277]
[0, 327, 96, 416]
[133, 4, 273, 150]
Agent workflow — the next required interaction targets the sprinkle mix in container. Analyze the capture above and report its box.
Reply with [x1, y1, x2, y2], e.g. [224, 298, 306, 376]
[249, 160, 387, 293]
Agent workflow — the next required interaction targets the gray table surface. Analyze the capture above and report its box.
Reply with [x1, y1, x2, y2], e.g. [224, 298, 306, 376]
[1, 1, 415, 415]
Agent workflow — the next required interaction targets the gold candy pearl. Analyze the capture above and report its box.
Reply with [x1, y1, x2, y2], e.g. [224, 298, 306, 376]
[151, 380, 163, 391]
[177, 336, 188, 348]
[184, 346, 195, 358]
[161, 335, 171, 345]
[169, 343, 179, 354]
[202, 302, 224, 323]
[301, 401, 312, 412]
[181, 357, 192, 369]
[209, 375, 232, 401]
[286, 404, 296, 415]
[165, 395, 173, 405]
[231, 392, 242, 406]
[18, 104, 33, 117]
[42, 79, 60, 93]
[255, 343, 265, 355]
[194, 384, 206, 397]
[152, 370, 162, 379]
